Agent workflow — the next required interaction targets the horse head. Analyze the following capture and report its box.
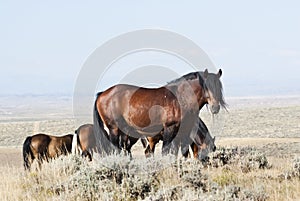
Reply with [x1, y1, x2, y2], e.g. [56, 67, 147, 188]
[192, 118, 216, 161]
[200, 69, 226, 114]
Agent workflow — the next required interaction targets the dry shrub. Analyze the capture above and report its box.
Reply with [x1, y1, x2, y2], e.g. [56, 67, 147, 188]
[3, 147, 299, 201]
[278, 155, 300, 180]
[240, 186, 269, 201]
[239, 151, 271, 173]
[210, 146, 272, 173]
[293, 156, 300, 178]
[210, 147, 239, 167]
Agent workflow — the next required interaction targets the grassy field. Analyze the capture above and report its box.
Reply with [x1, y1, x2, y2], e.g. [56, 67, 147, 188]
[0, 96, 299, 200]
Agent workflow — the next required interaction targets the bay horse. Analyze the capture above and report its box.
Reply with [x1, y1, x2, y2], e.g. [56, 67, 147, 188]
[93, 69, 226, 155]
[23, 134, 73, 170]
[72, 123, 97, 161]
[135, 117, 216, 160]
[182, 116, 216, 160]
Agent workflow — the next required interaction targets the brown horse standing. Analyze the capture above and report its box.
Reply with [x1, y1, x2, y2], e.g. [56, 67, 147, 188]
[23, 134, 73, 170]
[72, 123, 96, 161]
[140, 117, 216, 160]
[94, 69, 226, 155]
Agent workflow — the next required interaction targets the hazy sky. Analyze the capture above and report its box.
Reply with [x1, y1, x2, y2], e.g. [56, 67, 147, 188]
[1, 1, 300, 97]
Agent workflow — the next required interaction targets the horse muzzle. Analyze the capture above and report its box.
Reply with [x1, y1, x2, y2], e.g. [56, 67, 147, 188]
[210, 105, 220, 114]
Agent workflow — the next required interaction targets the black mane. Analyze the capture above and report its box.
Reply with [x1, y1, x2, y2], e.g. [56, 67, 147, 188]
[167, 70, 227, 109]
[167, 72, 204, 87]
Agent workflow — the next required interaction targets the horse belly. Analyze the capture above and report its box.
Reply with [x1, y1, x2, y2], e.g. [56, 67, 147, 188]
[47, 142, 60, 158]
[127, 105, 165, 131]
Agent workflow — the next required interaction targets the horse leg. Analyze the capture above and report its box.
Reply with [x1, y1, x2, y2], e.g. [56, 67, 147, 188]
[191, 142, 199, 158]
[171, 136, 180, 156]
[36, 154, 45, 170]
[145, 134, 163, 157]
[125, 135, 140, 159]
[145, 135, 160, 157]
[119, 130, 133, 157]
[109, 127, 121, 153]
[182, 144, 190, 158]
[144, 145, 152, 157]
[119, 131, 129, 154]
[144, 145, 153, 157]
[140, 137, 148, 148]
[161, 125, 177, 156]
[82, 150, 92, 161]
[180, 142, 199, 159]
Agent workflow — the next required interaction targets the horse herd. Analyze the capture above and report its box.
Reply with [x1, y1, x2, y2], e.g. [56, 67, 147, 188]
[22, 69, 226, 171]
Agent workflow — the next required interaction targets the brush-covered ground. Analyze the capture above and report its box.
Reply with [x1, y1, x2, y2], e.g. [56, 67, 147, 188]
[0, 96, 299, 201]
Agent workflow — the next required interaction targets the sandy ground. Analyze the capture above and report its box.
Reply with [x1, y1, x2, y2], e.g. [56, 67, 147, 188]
[0, 95, 299, 168]
[0, 146, 22, 167]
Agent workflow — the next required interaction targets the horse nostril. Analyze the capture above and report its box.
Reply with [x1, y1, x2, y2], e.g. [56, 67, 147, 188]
[210, 105, 220, 114]
[213, 146, 216, 152]
[213, 105, 220, 113]
[202, 156, 210, 163]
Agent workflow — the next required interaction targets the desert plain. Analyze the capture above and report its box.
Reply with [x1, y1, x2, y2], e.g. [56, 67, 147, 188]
[0, 95, 299, 200]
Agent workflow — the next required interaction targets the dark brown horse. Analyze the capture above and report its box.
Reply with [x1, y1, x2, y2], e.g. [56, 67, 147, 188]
[139, 117, 216, 160]
[74, 124, 147, 158]
[23, 134, 73, 170]
[182, 117, 216, 160]
[72, 123, 97, 161]
[93, 69, 225, 155]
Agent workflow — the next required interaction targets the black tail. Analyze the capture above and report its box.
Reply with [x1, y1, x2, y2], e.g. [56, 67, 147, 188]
[93, 92, 114, 155]
[23, 136, 34, 171]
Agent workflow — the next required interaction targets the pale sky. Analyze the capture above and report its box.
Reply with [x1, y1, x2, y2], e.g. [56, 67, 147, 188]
[1, 1, 300, 97]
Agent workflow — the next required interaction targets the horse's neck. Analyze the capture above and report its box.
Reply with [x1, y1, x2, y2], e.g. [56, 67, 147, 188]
[187, 79, 207, 109]
[166, 80, 202, 113]
[165, 84, 177, 94]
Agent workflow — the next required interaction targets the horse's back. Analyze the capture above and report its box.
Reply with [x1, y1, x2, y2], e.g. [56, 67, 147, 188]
[48, 134, 73, 157]
[97, 84, 173, 104]
[75, 124, 93, 135]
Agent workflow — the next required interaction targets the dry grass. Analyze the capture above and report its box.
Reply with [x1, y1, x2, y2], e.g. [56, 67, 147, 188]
[0, 149, 299, 201]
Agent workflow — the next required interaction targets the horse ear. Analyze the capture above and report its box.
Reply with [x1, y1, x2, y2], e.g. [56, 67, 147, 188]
[217, 69, 222, 78]
[203, 69, 208, 79]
